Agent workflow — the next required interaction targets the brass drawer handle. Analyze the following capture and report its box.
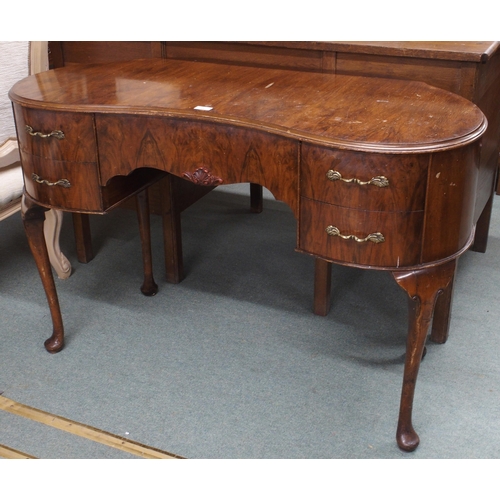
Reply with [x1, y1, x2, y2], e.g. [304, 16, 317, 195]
[326, 225, 385, 243]
[326, 170, 389, 187]
[32, 173, 71, 188]
[26, 125, 65, 140]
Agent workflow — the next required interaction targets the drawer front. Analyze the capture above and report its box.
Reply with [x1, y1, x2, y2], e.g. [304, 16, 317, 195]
[21, 152, 102, 212]
[301, 144, 428, 212]
[96, 114, 299, 216]
[13, 105, 97, 162]
[299, 198, 423, 267]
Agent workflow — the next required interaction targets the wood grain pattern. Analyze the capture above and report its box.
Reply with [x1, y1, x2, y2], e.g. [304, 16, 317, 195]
[21, 152, 102, 211]
[299, 197, 424, 268]
[96, 114, 299, 215]
[10, 59, 486, 154]
[47, 41, 500, 217]
[0, 443, 36, 459]
[393, 259, 457, 451]
[301, 144, 428, 212]
[13, 105, 97, 162]
[422, 143, 481, 262]
[0, 395, 182, 459]
[10, 57, 488, 453]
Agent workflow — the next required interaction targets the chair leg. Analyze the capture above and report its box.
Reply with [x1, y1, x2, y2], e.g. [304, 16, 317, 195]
[43, 209, 72, 279]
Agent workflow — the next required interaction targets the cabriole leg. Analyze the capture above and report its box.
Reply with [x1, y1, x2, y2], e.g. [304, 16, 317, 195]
[22, 196, 65, 353]
[392, 259, 457, 451]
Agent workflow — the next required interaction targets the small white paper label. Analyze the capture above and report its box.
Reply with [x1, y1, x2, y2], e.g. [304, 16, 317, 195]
[194, 106, 213, 111]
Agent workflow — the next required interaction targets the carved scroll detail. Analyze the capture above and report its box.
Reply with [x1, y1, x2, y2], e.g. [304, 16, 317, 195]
[183, 167, 223, 186]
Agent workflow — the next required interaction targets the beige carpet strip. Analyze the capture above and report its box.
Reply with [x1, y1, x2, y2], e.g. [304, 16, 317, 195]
[0, 395, 183, 459]
[0, 443, 37, 459]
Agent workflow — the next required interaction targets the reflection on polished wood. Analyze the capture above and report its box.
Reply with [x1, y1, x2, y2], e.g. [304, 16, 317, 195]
[48, 41, 500, 249]
[10, 58, 486, 452]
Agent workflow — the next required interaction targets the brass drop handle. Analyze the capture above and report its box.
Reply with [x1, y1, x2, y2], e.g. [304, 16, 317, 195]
[326, 225, 385, 243]
[32, 173, 71, 188]
[26, 125, 65, 140]
[326, 170, 389, 187]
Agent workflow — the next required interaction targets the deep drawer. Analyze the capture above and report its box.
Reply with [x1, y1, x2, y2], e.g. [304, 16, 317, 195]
[299, 197, 424, 268]
[21, 152, 102, 212]
[13, 105, 97, 163]
[301, 143, 428, 212]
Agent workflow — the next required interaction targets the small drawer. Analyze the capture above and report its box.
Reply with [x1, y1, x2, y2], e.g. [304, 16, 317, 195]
[21, 152, 103, 212]
[299, 197, 424, 268]
[13, 105, 97, 163]
[301, 144, 428, 212]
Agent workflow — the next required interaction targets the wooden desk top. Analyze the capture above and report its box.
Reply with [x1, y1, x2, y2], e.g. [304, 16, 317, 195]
[10, 58, 486, 154]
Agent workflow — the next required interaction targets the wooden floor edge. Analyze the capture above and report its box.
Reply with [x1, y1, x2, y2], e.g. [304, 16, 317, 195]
[0, 395, 184, 459]
[0, 443, 37, 459]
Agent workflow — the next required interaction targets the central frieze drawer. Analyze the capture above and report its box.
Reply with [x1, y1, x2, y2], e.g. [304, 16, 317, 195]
[299, 198, 424, 267]
[95, 114, 299, 213]
[13, 105, 97, 163]
[301, 144, 429, 212]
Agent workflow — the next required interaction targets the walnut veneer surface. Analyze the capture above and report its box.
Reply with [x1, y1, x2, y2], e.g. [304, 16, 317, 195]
[10, 58, 486, 452]
[48, 41, 500, 251]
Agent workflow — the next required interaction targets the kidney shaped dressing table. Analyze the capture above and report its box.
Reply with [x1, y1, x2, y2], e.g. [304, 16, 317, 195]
[10, 58, 486, 451]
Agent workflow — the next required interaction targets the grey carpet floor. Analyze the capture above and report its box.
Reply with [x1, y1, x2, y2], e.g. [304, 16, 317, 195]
[1, 184, 499, 459]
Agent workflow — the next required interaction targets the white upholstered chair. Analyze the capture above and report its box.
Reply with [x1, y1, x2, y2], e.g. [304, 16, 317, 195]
[0, 41, 70, 279]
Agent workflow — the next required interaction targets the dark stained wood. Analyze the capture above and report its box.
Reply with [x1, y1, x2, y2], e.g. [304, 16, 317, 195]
[164, 41, 326, 72]
[44, 41, 500, 329]
[313, 259, 332, 317]
[250, 183, 263, 213]
[393, 259, 457, 451]
[21, 153, 102, 211]
[13, 106, 97, 162]
[161, 174, 184, 284]
[430, 273, 456, 345]
[301, 145, 428, 212]
[95, 113, 299, 216]
[153, 41, 500, 244]
[299, 197, 424, 268]
[421, 144, 480, 263]
[135, 188, 158, 296]
[21, 197, 65, 353]
[72, 213, 94, 263]
[49, 41, 162, 66]
[10, 58, 487, 452]
[243, 41, 500, 63]
[14, 59, 484, 154]
[48, 41, 500, 217]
